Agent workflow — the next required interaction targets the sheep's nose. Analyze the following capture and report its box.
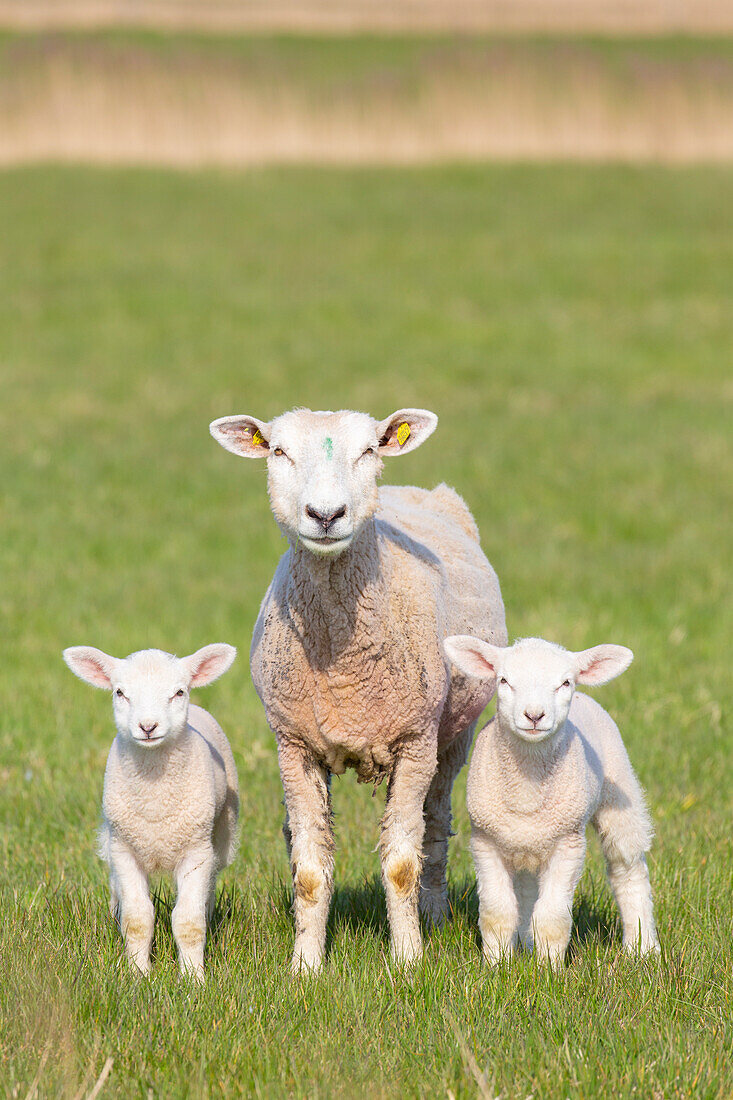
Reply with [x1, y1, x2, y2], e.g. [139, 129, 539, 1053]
[305, 504, 347, 532]
[139, 722, 158, 736]
[524, 711, 545, 727]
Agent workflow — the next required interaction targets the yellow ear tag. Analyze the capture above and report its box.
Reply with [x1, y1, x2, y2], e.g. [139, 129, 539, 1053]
[396, 422, 411, 447]
[251, 428, 266, 448]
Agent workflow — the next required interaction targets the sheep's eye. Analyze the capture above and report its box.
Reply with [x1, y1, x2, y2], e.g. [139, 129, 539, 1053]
[362, 447, 376, 457]
[499, 677, 509, 686]
[115, 688, 125, 699]
[559, 679, 571, 690]
[273, 447, 286, 457]
[174, 689, 185, 698]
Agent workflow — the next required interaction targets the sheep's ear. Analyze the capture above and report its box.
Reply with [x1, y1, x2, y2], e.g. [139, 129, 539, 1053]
[63, 646, 118, 690]
[376, 408, 438, 456]
[210, 415, 271, 458]
[574, 645, 633, 686]
[183, 644, 237, 688]
[444, 635, 503, 679]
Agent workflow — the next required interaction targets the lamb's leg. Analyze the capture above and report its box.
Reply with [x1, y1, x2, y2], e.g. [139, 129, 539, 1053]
[109, 838, 154, 975]
[532, 833, 586, 969]
[278, 741, 334, 974]
[471, 829, 518, 963]
[380, 731, 437, 964]
[172, 846, 217, 982]
[419, 724, 473, 927]
[594, 797, 659, 954]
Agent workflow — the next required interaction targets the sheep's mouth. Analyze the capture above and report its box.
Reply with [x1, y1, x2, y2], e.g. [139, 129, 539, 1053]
[298, 532, 353, 555]
[133, 734, 165, 746]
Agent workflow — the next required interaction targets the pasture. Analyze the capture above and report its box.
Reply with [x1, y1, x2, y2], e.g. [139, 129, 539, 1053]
[1, 164, 731, 1097]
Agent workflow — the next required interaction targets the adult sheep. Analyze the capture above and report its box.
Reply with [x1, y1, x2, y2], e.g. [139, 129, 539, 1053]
[210, 407, 506, 970]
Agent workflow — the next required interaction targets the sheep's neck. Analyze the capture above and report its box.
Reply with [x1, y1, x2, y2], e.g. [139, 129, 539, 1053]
[288, 518, 385, 666]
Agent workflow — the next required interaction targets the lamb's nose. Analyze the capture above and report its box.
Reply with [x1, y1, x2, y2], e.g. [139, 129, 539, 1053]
[305, 504, 347, 532]
[139, 722, 158, 736]
[524, 711, 545, 727]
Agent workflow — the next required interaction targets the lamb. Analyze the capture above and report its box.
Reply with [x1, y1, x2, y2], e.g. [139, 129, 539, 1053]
[63, 643, 239, 981]
[210, 407, 506, 971]
[443, 634, 659, 967]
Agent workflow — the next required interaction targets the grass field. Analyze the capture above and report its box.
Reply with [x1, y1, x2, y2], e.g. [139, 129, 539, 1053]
[1, 164, 731, 1097]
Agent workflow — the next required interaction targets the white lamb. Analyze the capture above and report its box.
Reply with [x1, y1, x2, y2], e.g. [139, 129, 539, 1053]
[63, 643, 239, 981]
[210, 407, 506, 971]
[443, 635, 659, 967]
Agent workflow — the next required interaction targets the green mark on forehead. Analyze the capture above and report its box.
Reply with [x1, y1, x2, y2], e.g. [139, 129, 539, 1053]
[323, 436, 333, 460]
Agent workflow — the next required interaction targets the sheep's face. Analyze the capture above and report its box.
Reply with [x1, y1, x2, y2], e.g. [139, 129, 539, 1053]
[63, 644, 236, 749]
[210, 407, 438, 558]
[444, 635, 633, 744]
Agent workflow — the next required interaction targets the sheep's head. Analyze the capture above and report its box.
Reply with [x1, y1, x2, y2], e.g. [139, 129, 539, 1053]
[209, 407, 437, 558]
[63, 644, 236, 748]
[444, 635, 632, 744]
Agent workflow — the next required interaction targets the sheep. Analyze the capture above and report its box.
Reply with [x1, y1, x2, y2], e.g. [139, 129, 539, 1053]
[443, 634, 659, 967]
[63, 643, 239, 981]
[210, 406, 506, 971]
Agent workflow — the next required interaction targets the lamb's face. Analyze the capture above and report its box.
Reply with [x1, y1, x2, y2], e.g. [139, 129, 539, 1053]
[63, 643, 237, 749]
[493, 639, 576, 743]
[443, 635, 633, 745]
[210, 406, 438, 559]
[111, 650, 191, 748]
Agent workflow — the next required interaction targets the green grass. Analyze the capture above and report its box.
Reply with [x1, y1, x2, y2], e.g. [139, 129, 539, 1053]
[0, 164, 731, 1098]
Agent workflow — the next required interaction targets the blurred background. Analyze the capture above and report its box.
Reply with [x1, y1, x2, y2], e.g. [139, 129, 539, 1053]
[1, 0, 733, 163]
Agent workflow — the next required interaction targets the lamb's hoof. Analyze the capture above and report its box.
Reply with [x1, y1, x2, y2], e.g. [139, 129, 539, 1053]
[624, 936, 660, 957]
[181, 961, 206, 984]
[128, 956, 152, 977]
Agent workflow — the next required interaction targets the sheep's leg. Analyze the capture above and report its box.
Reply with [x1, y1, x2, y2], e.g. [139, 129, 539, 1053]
[380, 732, 437, 964]
[532, 833, 586, 968]
[109, 838, 154, 975]
[471, 829, 518, 963]
[278, 741, 334, 974]
[419, 724, 474, 927]
[172, 846, 217, 982]
[514, 871, 538, 950]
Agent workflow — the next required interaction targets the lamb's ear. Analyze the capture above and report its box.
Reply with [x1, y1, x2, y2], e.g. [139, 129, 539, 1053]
[574, 645, 633, 686]
[210, 415, 271, 458]
[183, 644, 237, 688]
[63, 646, 118, 690]
[444, 635, 503, 680]
[376, 408, 438, 456]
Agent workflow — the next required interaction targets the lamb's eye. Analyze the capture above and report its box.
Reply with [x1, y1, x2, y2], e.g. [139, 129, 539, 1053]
[273, 447, 286, 457]
[115, 688, 125, 699]
[174, 689, 185, 698]
[562, 680, 571, 688]
[499, 677, 509, 686]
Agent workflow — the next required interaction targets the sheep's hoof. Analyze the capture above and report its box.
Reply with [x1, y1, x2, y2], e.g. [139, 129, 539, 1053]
[390, 937, 423, 967]
[419, 890, 448, 929]
[290, 945, 323, 976]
